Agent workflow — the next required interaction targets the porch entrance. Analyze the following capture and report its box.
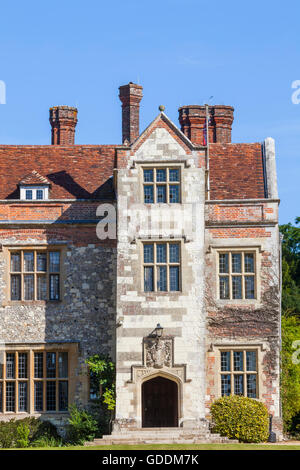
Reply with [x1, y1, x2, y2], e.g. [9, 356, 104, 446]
[142, 376, 178, 427]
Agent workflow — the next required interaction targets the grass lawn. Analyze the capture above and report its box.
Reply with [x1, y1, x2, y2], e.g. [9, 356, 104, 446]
[18, 443, 300, 450]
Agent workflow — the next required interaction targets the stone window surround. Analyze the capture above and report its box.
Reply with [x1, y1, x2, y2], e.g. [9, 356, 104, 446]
[208, 343, 267, 401]
[0, 343, 78, 415]
[2, 245, 67, 307]
[138, 162, 184, 205]
[208, 245, 262, 305]
[137, 238, 185, 294]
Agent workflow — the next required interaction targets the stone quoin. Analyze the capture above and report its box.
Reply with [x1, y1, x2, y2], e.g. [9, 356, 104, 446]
[0, 83, 282, 440]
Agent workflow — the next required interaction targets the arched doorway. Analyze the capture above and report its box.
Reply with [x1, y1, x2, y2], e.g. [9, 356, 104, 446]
[142, 376, 178, 427]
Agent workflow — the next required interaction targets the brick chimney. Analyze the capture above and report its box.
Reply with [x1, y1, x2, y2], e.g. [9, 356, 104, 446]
[49, 106, 78, 145]
[178, 105, 234, 146]
[119, 82, 143, 144]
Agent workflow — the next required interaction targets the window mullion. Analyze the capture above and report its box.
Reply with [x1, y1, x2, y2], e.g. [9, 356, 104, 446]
[229, 253, 232, 300]
[21, 251, 24, 301]
[154, 243, 157, 292]
[56, 353, 59, 412]
[243, 350, 247, 396]
[43, 352, 46, 412]
[15, 352, 18, 413]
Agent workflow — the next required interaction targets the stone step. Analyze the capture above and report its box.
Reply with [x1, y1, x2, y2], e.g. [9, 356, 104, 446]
[102, 433, 213, 439]
[86, 436, 239, 446]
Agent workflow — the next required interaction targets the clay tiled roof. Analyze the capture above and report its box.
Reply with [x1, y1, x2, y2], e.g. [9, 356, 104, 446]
[0, 146, 116, 200]
[19, 170, 52, 186]
[209, 143, 266, 200]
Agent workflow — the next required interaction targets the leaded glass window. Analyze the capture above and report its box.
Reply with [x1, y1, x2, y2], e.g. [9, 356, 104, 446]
[143, 167, 181, 204]
[143, 242, 181, 292]
[9, 249, 61, 301]
[0, 350, 69, 413]
[219, 252, 256, 300]
[220, 350, 258, 398]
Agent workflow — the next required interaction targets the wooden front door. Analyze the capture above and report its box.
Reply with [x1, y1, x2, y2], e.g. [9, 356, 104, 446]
[142, 376, 178, 427]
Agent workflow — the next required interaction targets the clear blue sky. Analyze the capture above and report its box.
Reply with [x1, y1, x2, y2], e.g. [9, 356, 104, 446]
[0, 0, 299, 224]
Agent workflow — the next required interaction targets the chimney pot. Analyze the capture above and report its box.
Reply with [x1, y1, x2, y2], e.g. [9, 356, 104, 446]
[49, 105, 78, 145]
[119, 83, 143, 144]
[178, 105, 234, 145]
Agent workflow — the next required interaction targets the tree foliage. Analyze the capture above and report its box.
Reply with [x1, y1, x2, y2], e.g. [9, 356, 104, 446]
[280, 218, 300, 434]
[85, 354, 116, 411]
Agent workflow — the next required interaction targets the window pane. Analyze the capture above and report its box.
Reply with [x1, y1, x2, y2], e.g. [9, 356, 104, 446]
[144, 244, 154, 263]
[234, 375, 244, 395]
[59, 381, 68, 411]
[169, 185, 180, 203]
[144, 267, 154, 292]
[37, 253, 47, 272]
[23, 252, 34, 272]
[233, 351, 243, 371]
[36, 189, 44, 200]
[11, 253, 21, 272]
[18, 353, 27, 378]
[219, 276, 229, 299]
[34, 353, 43, 378]
[157, 185, 166, 203]
[144, 169, 153, 182]
[49, 275, 60, 300]
[156, 169, 166, 182]
[246, 351, 257, 371]
[25, 189, 32, 200]
[11, 274, 21, 300]
[156, 244, 167, 263]
[24, 274, 34, 300]
[245, 276, 255, 299]
[221, 351, 230, 371]
[221, 375, 231, 396]
[157, 266, 167, 291]
[18, 382, 27, 412]
[6, 382, 15, 412]
[6, 353, 15, 379]
[37, 275, 47, 300]
[219, 254, 229, 273]
[58, 353, 68, 378]
[232, 253, 242, 273]
[169, 266, 179, 291]
[245, 253, 254, 273]
[169, 169, 179, 182]
[144, 185, 154, 203]
[49, 252, 60, 272]
[46, 352, 56, 378]
[247, 374, 257, 398]
[232, 276, 242, 299]
[34, 382, 43, 411]
[46, 381, 56, 411]
[169, 244, 180, 263]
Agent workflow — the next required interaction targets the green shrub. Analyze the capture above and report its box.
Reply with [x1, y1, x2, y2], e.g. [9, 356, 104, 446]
[66, 404, 98, 444]
[30, 436, 63, 448]
[0, 420, 17, 448]
[16, 422, 30, 448]
[0, 418, 60, 448]
[210, 395, 269, 443]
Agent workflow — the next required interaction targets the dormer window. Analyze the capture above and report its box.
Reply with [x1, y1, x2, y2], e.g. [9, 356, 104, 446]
[18, 171, 51, 201]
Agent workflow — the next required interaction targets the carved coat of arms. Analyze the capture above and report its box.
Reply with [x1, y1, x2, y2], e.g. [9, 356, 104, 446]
[145, 338, 172, 368]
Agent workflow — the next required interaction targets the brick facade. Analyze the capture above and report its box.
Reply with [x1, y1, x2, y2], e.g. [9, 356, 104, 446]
[0, 83, 282, 439]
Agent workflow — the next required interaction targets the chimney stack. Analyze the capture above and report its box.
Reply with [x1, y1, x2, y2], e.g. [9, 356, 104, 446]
[119, 82, 143, 144]
[49, 106, 78, 145]
[178, 105, 234, 146]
